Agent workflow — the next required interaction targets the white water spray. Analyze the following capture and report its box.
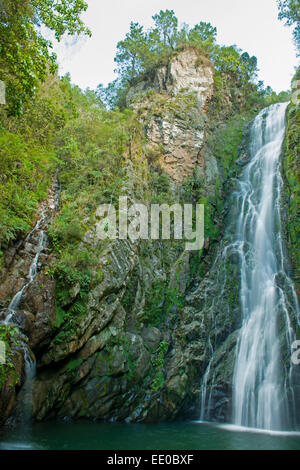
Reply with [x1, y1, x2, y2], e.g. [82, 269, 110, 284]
[232, 102, 299, 431]
[5, 221, 47, 324]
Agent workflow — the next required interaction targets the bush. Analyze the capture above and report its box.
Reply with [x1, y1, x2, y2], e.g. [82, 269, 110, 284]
[0, 130, 54, 248]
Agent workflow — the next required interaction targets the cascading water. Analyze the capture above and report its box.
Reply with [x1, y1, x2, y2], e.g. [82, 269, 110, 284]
[232, 102, 299, 431]
[4, 177, 60, 324]
[5, 220, 47, 324]
[0, 179, 61, 424]
[16, 349, 37, 426]
[198, 102, 299, 431]
[2, 215, 47, 423]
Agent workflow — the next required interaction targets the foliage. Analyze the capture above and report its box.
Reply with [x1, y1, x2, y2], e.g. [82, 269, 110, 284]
[66, 357, 83, 372]
[152, 10, 178, 49]
[0, 129, 54, 249]
[0, 0, 90, 115]
[209, 116, 247, 172]
[213, 46, 258, 85]
[277, 0, 300, 53]
[115, 22, 152, 83]
[282, 74, 300, 294]
[0, 325, 20, 388]
[149, 172, 171, 203]
[99, 10, 265, 110]
[143, 280, 185, 326]
[151, 340, 169, 392]
[262, 86, 291, 105]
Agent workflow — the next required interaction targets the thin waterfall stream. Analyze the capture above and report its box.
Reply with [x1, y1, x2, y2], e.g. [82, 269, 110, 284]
[0, 180, 60, 424]
[199, 102, 299, 432]
[5, 216, 47, 324]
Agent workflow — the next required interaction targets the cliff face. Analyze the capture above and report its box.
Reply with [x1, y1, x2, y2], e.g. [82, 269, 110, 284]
[1, 50, 292, 427]
[0, 49, 220, 425]
[127, 49, 214, 183]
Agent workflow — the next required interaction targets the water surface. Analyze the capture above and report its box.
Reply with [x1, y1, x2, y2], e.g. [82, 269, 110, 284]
[1, 421, 300, 450]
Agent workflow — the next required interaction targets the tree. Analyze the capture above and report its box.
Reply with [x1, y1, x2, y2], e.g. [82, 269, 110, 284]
[188, 22, 217, 55]
[189, 22, 217, 43]
[152, 10, 178, 50]
[241, 52, 258, 79]
[214, 46, 258, 84]
[277, 0, 300, 53]
[97, 79, 128, 110]
[115, 22, 149, 82]
[0, 0, 91, 115]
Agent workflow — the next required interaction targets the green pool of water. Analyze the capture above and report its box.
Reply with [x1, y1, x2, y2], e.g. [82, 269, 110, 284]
[1, 420, 300, 450]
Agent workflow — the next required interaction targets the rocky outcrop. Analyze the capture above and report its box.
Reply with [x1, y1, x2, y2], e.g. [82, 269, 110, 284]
[0, 50, 260, 428]
[127, 49, 214, 106]
[127, 49, 214, 182]
[28, 229, 190, 422]
[0, 49, 238, 426]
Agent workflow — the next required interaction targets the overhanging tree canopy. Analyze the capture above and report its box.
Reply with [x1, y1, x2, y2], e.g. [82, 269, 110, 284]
[0, 0, 91, 115]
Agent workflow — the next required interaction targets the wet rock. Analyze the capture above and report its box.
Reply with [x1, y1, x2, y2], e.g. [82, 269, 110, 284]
[141, 327, 161, 351]
[169, 251, 190, 294]
[0, 328, 31, 426]
[11, 310, 35, 335]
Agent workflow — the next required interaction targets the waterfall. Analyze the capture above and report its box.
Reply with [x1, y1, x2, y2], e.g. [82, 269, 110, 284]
[16, 348, 37, 426]
[2, 215, 46, 422]
[199, 340, 213, 421]
[232, 102, 299, 431]
[5, 224, 47, 324]
[0, 179, 61, 424]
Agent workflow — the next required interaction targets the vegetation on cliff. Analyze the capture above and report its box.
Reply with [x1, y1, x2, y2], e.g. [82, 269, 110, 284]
[0, 0, 90, 116]
[282, 67, 300, 295]
[278, 0, 300, 54]
[98, 9, 286, 110]
[0, 4, 298, 425]
[0, 9, 286, 275]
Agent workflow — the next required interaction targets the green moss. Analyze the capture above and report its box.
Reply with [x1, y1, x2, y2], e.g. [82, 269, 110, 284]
[151, 370, 165, 392]
[151, 340, 169, 392]
[122, 338, 138, 381]
[0, 325, 20, 388]
[143, 281, 185, 327]
[0, 130, 55, 252]
[282, 93, 300, 296]
[208, 116, 246, 175]
[198, 196, 220, 241]
[66, 357, 83, 372]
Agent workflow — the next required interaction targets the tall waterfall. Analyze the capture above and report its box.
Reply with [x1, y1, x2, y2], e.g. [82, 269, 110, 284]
[232, 102, 299, 431]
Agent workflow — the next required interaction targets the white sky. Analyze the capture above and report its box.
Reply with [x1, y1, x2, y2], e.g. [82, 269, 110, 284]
[51, 0, 299, 93]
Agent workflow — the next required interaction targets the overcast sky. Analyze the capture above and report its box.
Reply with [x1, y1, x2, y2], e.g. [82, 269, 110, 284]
[51, 0, 298, 93]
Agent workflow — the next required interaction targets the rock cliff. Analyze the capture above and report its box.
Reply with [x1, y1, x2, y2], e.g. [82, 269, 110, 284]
[127, 49, 214, 183]
[0, 49, 295, 427]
